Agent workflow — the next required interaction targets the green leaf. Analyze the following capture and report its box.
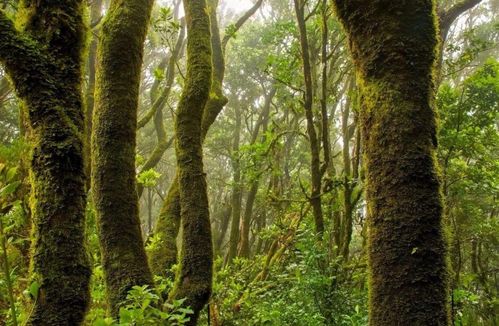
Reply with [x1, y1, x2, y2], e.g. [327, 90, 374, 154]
[153, 68, 165, 81]
[6, 167, 17, 182]
[28, 281, 40, 299]
[0, 181, 20, 197]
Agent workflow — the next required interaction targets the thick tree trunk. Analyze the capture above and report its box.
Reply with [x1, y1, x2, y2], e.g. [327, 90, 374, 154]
[0, 2, 90, 324]
[91, 0, 154, 314]
[332, 1, 449, 325]
[168, 1, 212, 324]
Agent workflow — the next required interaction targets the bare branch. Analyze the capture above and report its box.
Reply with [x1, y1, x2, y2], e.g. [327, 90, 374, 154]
[221, 0, 264, 51]
[439, 0, 482, 40]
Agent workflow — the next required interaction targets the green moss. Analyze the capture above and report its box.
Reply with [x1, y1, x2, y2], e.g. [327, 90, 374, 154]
[0, 2, 91, 324]
[91, 0, 154, 316]
[332, 1, 449, 325]
[148, 177, 181, 278]
[167, 0, 213, 324]
[150, 0, 228, 284]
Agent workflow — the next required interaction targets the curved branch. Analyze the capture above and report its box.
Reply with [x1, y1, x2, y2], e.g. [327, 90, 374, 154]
[439, 0, 482, 40]
[221, 0, 263, 51]
[137, 19, 186, 129]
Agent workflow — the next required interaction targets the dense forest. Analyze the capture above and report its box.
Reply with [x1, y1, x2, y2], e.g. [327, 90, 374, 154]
[0, 0, 497, 325]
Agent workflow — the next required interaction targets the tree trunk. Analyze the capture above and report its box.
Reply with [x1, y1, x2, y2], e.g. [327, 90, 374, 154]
[226, 105, 242, 264]
[136, 20, 185, 198]
[332, 1, 449, 325]
[168, 0, 213, 323]
[294, 0, 324, 237]
[0, 2, 90, 323]
[340, 80, 355, 261]
[149, 0, 227, 277]
[148, 178, 181, 278]
[238, 87, 276, 258]
[84, 0, 102, 191]
[436, 0, 482, 84]
[91, 0, 154, 314]
[215, 204, 231, 252]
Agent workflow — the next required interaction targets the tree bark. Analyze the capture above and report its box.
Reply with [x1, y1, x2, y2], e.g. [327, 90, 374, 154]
[226, 105, 242, 265]
[294, 0, 325, 237]
[435, 0, 482, 84]
[168, 0, 213, 323]
[150, 0, 262, 276]
[84, 0, 102, 191]
[91, 0, 154, 315]
[0, 2, 90, 323]
[332, 1, 449, 325]
[238, 87, 276, 258]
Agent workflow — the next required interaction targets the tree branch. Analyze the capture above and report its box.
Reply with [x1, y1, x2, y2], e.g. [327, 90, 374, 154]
[0, 10, 47, 98]
[439, 0, 482, 40]
[221, 0, 263, 51]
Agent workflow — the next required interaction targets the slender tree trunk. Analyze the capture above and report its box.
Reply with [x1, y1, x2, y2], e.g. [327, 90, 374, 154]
[332, 1, 449, 325]
[92, 0, 154, 314]
[168, 1, 212, 323]
[294, 0, 324, 237]
[0, 2, 90, 324]
[239, 87, 276, 258]
[136, 20, 186, 198]
[226, 105, 242, 264]
[340, 80, 355, 261]
[238, 181, 257, 258]
[320, 0, 331, 176]
[84, 0, 102, 190]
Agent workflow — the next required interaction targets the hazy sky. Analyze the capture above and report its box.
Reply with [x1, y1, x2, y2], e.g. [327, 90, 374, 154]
[162, 0, 260, 18]
[222, 0, 256, 13]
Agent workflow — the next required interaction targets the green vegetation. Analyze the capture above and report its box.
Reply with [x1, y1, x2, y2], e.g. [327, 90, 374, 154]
[0, 0, 497, 325]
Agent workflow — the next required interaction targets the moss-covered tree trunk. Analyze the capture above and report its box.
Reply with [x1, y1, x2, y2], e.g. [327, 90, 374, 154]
[84, 0, 102, 190]
[0, 2, 90, 324]
[91, 0, 154, 315]
[149, 0, 264, 277]
[332, 0, 449, 325]
[149, 0, 229, 277]
[168, 0, 212, 323]
[148, 179, 180, 278]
